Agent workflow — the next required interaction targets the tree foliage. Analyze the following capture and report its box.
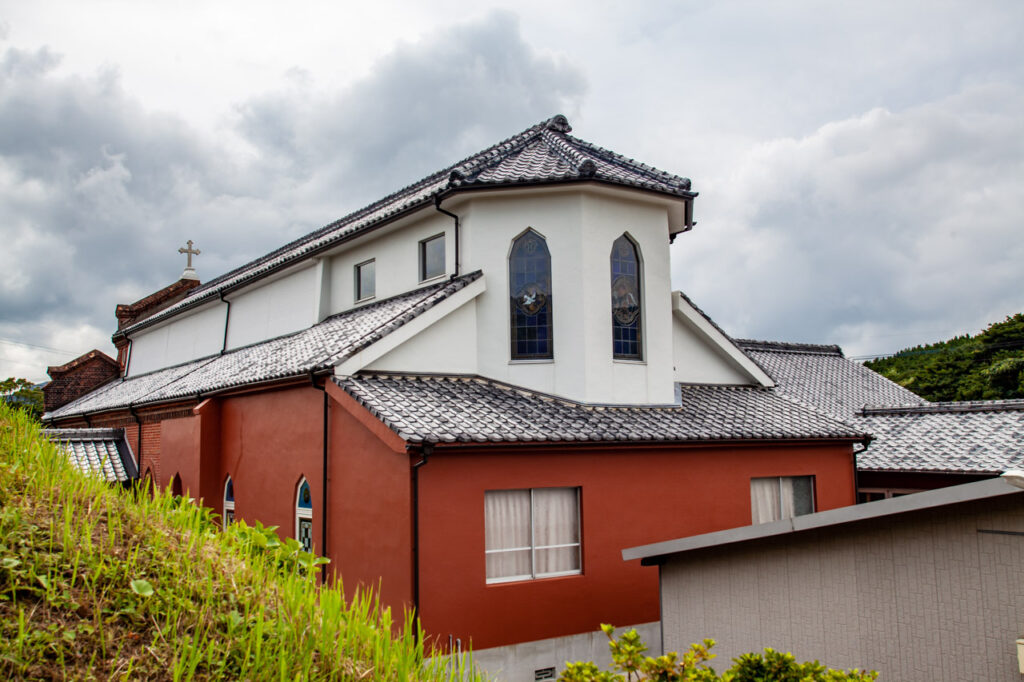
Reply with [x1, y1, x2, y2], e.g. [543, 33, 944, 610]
[864, 313, 1024, 401]
[559, 625, 876, 682]
[0, 377, 44, 421]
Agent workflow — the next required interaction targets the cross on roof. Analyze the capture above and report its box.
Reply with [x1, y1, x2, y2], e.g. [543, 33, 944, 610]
[178, 240, 200, 268]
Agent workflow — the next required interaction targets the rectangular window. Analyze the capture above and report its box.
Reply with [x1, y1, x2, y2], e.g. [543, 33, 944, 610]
[485, 487, 581, 583]
[420, 234, 445, 281]
[355, 259, 375, 301]
[750, 476, 814, 524]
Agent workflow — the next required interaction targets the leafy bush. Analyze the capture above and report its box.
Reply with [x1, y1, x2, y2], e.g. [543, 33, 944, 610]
[559, 624, 877, 681]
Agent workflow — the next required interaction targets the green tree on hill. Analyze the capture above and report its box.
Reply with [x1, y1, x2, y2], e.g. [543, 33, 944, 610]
[865, 314, 1024, 401]
[0, 377, 44, 421]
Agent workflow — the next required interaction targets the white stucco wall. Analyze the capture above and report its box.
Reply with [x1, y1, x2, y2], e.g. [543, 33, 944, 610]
[453, 187, 678, 405]
[127, 301, 227, 376]
[327, 213, 454, 317]
[364, 297, 478, 374]
[672, 315, 754, 385]
[225, 263, 318, 349]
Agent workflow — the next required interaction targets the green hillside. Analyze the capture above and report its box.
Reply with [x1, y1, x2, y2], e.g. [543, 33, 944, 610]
[864, 313, 1024, 402]
[0, 404, 480, 681]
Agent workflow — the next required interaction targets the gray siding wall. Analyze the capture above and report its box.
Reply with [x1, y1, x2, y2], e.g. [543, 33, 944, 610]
[660, 495, 1024, 681]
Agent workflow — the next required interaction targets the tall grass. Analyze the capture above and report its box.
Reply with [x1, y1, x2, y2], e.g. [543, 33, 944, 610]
[0, 404, 482, 680]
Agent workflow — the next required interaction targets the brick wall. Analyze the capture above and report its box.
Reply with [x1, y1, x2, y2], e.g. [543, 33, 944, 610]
[44, 352, 120, 412]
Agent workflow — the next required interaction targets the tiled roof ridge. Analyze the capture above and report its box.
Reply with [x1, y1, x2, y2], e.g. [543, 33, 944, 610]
[43, 427, 125, 439]
[47, 348, 119, 374]
[181, 120, 552, 300]
[735, 339, 845, 356]
[861, 399, 1024, 416]
[564, 133, 693, 189]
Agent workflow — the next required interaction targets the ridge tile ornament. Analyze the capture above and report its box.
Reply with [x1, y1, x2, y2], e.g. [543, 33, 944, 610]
[178, 240, 201, 280]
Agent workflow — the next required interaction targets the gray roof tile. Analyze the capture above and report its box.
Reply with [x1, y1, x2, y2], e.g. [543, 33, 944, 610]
[118, 115, 694, 338]
[43, 428, 137, 482]
[334, 374, 866, 445]
[45, 273, 481, 420]
[737, 339, 1024, 475]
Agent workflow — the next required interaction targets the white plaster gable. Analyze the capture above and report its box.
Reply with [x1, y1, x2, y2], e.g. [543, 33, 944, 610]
[671, 292, 774, 387]
[334, 275, 486, 376]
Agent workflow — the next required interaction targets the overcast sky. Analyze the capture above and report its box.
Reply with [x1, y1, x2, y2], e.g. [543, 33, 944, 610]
[2, 1, 1022, 382]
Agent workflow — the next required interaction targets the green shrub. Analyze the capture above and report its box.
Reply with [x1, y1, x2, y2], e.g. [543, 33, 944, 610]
[559, 624, 877, 682]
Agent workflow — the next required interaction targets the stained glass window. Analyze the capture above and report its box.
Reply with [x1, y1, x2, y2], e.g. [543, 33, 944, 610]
[296, 477, 313, 553]
[611, 235, 642, 359]
[509, 230, 553, 359]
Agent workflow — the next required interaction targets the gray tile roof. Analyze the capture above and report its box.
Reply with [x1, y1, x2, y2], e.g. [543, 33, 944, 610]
[737, 339, 1024, 475]
[118, 115, 695, 338]
[736, 340, 925, 421]
[45, 273, 481, 420]
[856, 401, 1024, 474]
[43, 428, 138, 482]
[334, 374, 867, 445]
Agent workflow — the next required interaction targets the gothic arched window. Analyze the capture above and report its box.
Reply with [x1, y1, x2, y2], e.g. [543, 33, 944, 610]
[611, 235, 642, 360]
[295, 477, 313, 553]
[509, 229, 553, 360]
[223, 476, 235, 529]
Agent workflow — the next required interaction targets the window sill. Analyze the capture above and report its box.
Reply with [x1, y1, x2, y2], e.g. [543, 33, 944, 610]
[419, 273, 447, 285]
[508, 359, 554, 365]
[613, 358, 646, 365]
[354, 295, 375, 304]
[486, 571, 582, 586]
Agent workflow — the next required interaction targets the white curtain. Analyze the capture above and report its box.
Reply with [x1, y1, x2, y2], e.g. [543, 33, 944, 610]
[778, 477, 796, 519]
[750, 477, 780, 524]
[533, 488, 580, 576]
[485, 490, 531, 580]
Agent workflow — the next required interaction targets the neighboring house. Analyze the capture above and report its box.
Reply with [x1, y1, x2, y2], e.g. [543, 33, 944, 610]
[42, 115, 868, 677]
[623, 476, 1024, 682]
[737, 340, 1024, 496]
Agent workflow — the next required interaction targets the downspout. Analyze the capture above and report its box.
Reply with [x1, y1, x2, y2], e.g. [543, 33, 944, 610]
[433, 198, 460, 277]
[309, 370, 329, 584]
[219, 291, 232, 354]
[852, 435, 872, 503]
[129, 403, 141, 476]
[123, 338, 133, 378]
[410, 443, 432, 627]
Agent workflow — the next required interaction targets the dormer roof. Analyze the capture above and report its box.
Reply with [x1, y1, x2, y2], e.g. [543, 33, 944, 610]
[114, 115, 696, 339]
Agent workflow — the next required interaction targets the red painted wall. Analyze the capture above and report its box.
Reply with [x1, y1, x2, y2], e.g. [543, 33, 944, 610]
[415, 442, 856, 651]
[327, 394, 414, 613]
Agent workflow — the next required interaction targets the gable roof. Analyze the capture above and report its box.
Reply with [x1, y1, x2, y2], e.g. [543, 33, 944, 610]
[43, 428, 138, 482]
[334, 374, 867, 445]
[738, 339, 1024, 475]
[116, 115, 696, 339]
[45, 273, 482, 420]
[736, 339, 925, 420]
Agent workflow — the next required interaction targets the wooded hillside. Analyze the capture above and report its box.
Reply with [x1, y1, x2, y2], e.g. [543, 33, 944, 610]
[864, 313, 1024, 402]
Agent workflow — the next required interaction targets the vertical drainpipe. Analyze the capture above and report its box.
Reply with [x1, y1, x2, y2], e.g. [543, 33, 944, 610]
[410, 443, 432, 627]
[219, 291, 232, 354]
[433, 197, 460, 277]
[309, 370, 329, 584]
[129, 403, 141, 476]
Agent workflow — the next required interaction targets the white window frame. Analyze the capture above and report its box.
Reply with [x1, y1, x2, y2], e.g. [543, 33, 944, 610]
[355, 258, 375, 302]
[485, 487, 582, 584]
[295, 476, 313, 551]
[223, 475, 235, 530]
[419, 233, 446, 281]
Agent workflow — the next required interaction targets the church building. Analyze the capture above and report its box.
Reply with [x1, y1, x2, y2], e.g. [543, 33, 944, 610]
[44, 115, 871, 676]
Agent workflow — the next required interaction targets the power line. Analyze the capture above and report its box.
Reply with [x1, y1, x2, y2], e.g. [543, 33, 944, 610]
[850, 339, 1024, 362]
[0, 338, 78, 356]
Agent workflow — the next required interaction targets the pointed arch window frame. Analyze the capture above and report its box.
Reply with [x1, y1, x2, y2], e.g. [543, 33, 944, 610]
[610, 233, 644, 361]
[295, 476, 314, 553]
[223, 475, 235, 529]
[508, 228, 554, 361]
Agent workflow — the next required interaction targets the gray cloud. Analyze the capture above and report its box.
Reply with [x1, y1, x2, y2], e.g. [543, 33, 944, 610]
[674, 83, 1024, 356]
[0, 12, 586, 381]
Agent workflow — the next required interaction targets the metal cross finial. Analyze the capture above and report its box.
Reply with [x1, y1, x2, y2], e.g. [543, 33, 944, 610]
[178, 240, 200, 268]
